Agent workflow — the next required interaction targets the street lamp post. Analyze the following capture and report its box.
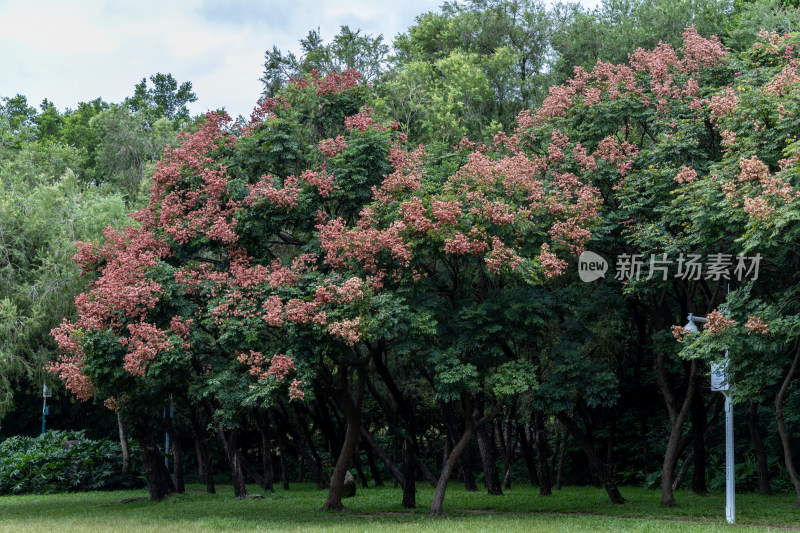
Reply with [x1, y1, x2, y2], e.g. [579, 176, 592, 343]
[41, 383, 52, 435]
[686, 313, 734, 525]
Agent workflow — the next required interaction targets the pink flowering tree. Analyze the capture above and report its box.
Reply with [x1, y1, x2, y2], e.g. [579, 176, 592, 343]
[537, 24, 800, 505]
[317, 103, 602, 512]
[672, 30, 800, 503]
[49, 70, 399, 507]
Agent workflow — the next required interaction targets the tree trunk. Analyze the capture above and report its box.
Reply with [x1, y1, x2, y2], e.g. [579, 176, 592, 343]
[475, 396, 502, 495]
[440, 399, 477, 492]
[517, 424, 538, 486]
[322, 366, 367, 511]
[253, 409, 275, 492]
[672, 452, 693, 490]
[163, 406, 185, 493]
[188, 411, 215, 494]
[557, 412, 624, 504]
[132, 416, 175, 501]
[658, 358, 698, 506]
[117, 412, 131, 475]
[361, 425, 404, 486]
[556, 428, 566, 490]
[775, 344, 800, 504]
[476, 422, 503, 495]
[497, 420, 512, 490]
[690, 381, 707, 494]
[746, 401, 771, 495]
[278, 436, 290, 490]
[402, 434, 416, 508]
[354, 453, 369, 488]
[215, 427, 248, 498]
[534, 412, 552, 497]
[430, 405, 477, 515]
[363, 437, 384, 487]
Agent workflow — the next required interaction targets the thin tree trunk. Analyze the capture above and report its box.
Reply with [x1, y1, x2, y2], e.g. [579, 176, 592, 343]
[132, 416, 175, 501]
[497, 420, 512, 490]
[659, 358, 698, 506]
[117, 411, 131, 475]
[746, 401, 771, 495]
[431, 402, 477, 516]
[277, 406, 325, 488]
[163, 405, 185, 493]
[476, 423, 503, 495]
[188, 411, 214, 494]
[557, 412, 624, 504]
[254, 409, 274, 492]
[691, 380, 707, 494]
[775, 343, 800, 504]
[402, 434, 415, 508]
[556, 427, 566, 490]
[361, 425, 404, 486]
[322, 366, 366, 511]
[672, 452, 694, 490]
[517, 424, 538, 486]
[278, 436, 290, 490]
[476, 395, 502, 495]
[215, 427, 247, 498]
[364, 440, 384, 487]
[354, 453, 369, 489]
[535, 412, 552, 497]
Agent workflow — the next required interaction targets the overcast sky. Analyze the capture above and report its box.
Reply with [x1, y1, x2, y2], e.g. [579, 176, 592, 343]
[0, 0, 599, 120]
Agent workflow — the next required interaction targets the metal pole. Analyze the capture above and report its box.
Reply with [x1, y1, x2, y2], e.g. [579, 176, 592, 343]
[41, 397, 46, 435]
[725, 357, 735, 524]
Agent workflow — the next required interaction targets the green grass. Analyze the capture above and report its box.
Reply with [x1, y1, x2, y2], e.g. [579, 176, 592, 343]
[0, 483, 797, 532]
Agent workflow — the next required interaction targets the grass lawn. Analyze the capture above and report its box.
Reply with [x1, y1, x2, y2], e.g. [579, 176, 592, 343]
[0, 483, 798, 532]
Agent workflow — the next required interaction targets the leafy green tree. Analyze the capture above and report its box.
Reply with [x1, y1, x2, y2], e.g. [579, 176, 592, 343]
[390, 0, 550, 142]
[261, 26, 389, 96]
[549, 0, 733, 83]
[125, 73, 197, 126]
[90, 105, 176, 201]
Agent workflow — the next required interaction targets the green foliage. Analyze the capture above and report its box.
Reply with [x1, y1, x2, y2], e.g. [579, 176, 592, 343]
[261, 26, 389, 96]
[125, 73, 197, 126]
[0, 430, 142, 494]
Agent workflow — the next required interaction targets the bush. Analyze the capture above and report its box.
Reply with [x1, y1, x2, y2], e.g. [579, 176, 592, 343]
[0, 430, 144, 494]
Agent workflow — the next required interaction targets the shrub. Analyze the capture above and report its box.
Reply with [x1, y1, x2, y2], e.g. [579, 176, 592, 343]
[0, 430, 144, 494]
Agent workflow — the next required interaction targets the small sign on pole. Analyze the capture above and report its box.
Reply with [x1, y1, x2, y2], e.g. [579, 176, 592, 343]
[710, 361, 729, 391]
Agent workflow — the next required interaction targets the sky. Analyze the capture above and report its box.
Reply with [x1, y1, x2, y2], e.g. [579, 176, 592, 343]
[0, 0, 599, 121]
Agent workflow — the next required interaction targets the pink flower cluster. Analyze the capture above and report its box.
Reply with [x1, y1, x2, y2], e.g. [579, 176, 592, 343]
[674, 166, 697, 184]
[120, 322, 173, 377]
[705, 310, 735, 334]
[743, 196, 775, 220]
[345, 106, 387, 133]
[318, 135, 348, 158]
[746, 316, 769, 334]
[539, 243, 567, 278]
[300, 169, 336, 198]
[738, 156, 770, 183]
[671, 325, 690, 342]
[289, 379, 305, 401]
[327, 318, 361, 345]
[245, 175, 300, 209]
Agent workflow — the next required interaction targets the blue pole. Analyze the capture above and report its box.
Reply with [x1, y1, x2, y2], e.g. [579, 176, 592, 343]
[41, 397, 46, 435]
